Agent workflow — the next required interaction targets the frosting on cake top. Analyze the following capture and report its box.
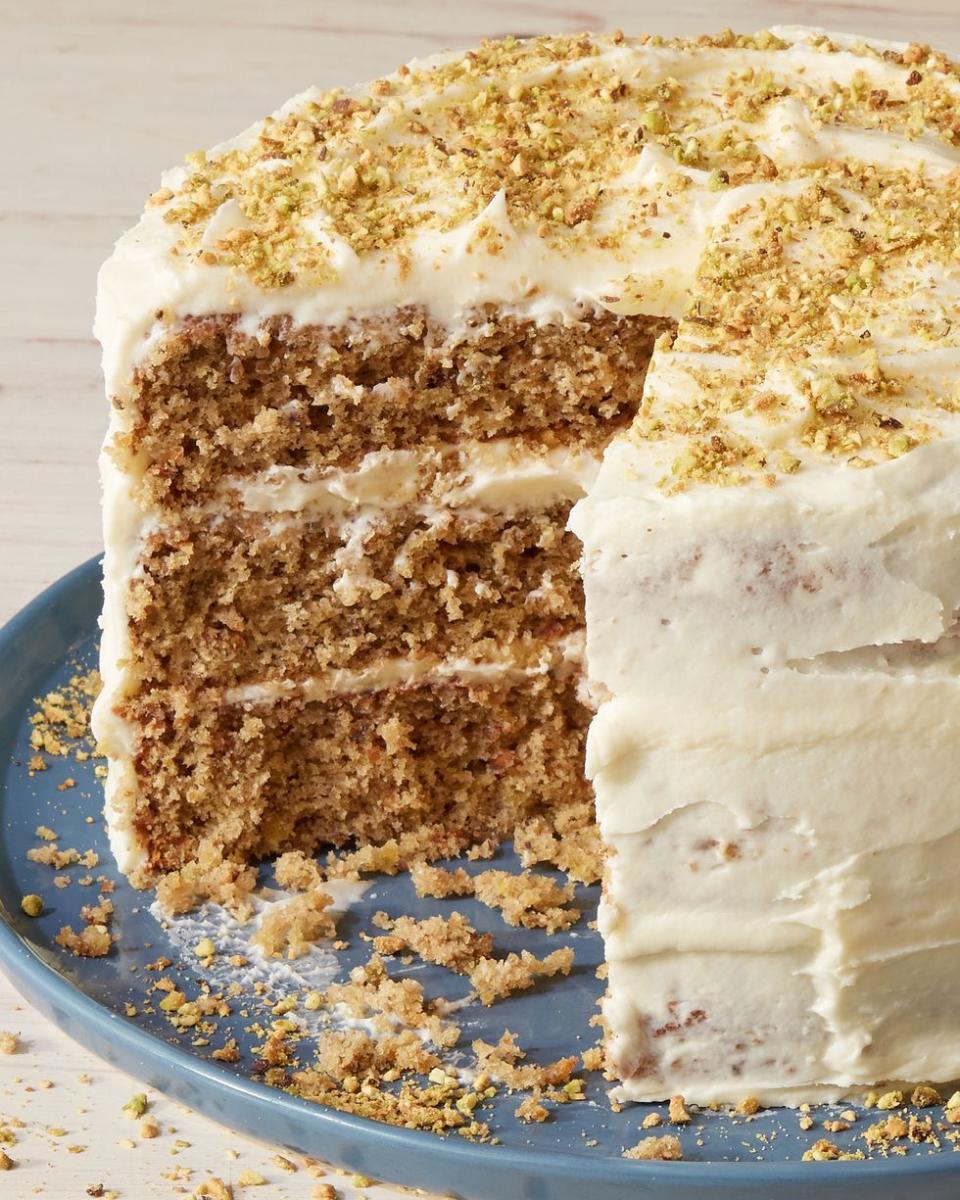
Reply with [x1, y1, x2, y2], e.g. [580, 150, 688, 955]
[96, 25, 960, 490]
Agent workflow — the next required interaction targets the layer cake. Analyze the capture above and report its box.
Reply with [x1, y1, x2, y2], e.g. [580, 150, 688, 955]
[94, 25, 960, 1102]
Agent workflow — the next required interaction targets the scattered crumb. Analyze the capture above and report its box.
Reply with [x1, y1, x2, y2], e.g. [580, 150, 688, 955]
[155, 839, 258, 920]
[251, 889, 336, 959]
[27, 844, 97, 870]
[80, 897, 114, 926]
[473, 1031, 577, 1092]
[409, 863, 473, 899]
[54, 923, 113, 958]
[372, 911, 493, 973]
[802, 1138, 866, 1162]
[467, 946, 575, 1005]
[668, 1095, 691, 1125]
[0, 1032, 19, 1055]
[581, 1045, 604, 1072]
[274, 851, 324, 892]
[322, 954, 459, 1048]
[515, 1094, 550, 1123]
[623, 1135, 683, 1161]
[236, 1168, 267, 1187]
[472, 869, 578, 933]
[195, 1179, 233, 1199]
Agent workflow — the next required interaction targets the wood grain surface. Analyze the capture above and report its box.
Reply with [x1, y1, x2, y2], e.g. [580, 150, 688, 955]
[2, 2, 958, 1195]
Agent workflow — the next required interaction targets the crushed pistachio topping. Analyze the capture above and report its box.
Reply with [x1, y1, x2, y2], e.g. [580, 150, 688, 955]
[152, 30, 960, 297]
[639, 163, 960, 491]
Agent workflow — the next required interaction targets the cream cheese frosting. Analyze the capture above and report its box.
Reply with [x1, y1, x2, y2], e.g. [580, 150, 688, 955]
[94, 23, 960, 1102]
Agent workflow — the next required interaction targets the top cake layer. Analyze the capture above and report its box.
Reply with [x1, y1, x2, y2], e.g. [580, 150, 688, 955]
[98, 25, 960, 481]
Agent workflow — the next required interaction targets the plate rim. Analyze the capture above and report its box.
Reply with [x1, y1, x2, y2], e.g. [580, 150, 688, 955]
[0, 554, 957, 1197]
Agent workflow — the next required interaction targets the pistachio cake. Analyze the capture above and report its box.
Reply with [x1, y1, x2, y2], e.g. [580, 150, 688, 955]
[94, 25, 960, 1104]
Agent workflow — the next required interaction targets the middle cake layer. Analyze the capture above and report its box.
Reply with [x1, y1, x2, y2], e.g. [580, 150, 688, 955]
[128, 500, 583, 689]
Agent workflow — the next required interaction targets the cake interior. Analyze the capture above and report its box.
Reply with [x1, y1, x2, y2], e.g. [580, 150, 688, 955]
[111, 304, 674, 878]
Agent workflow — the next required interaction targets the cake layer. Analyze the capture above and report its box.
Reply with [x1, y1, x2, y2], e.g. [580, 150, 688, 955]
[119, 308, 672, 505]
[115, 672, 591, 875]
[128, 502, 582, 689]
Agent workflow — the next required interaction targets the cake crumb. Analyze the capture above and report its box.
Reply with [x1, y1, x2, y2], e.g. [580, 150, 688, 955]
[473, 1030, 577, 1091]
[472, 869, 578, 933]
[864, 1115, 910, 1145]
[236, 1169, 267, 1186]
[409, 863, 473, 899]
[372, 911, 493, 973]
[802, 1138, 843, 1161]
[54, 923, 113, 958]
[370, 914, 573, 1003]
[581, 1045, 604, 1072]
[668, 1095, 692, 1125]
[0, 1032, 19, 1055]
[80, 897, 114, 926]
[274, 851, 324, 892]
[468, 946, 575, 1006]
[322, 954, 459, 1048]
[623, 1135, 683, 1161]
[251, 889, 336, 959]
[515, 1094, 550, 1123]
[195, 1179, 233, 1199]
[154, 839, 258, 920]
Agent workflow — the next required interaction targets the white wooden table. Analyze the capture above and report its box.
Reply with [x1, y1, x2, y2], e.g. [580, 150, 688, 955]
[2, 1, 958, 1195]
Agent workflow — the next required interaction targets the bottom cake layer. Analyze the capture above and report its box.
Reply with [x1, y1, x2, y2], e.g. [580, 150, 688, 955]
[112, 670, 592, 877]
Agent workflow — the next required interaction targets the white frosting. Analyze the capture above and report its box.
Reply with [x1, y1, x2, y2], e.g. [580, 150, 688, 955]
[223, 637, 578, 706]
[94, 27, 945, 403]
[230, 441, 600, 519]
[94, 24, 960, 1101]
[573, 358, 960, 1099]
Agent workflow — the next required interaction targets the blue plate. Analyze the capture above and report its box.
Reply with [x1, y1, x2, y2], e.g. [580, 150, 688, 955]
[0, 555, 956, 1199]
